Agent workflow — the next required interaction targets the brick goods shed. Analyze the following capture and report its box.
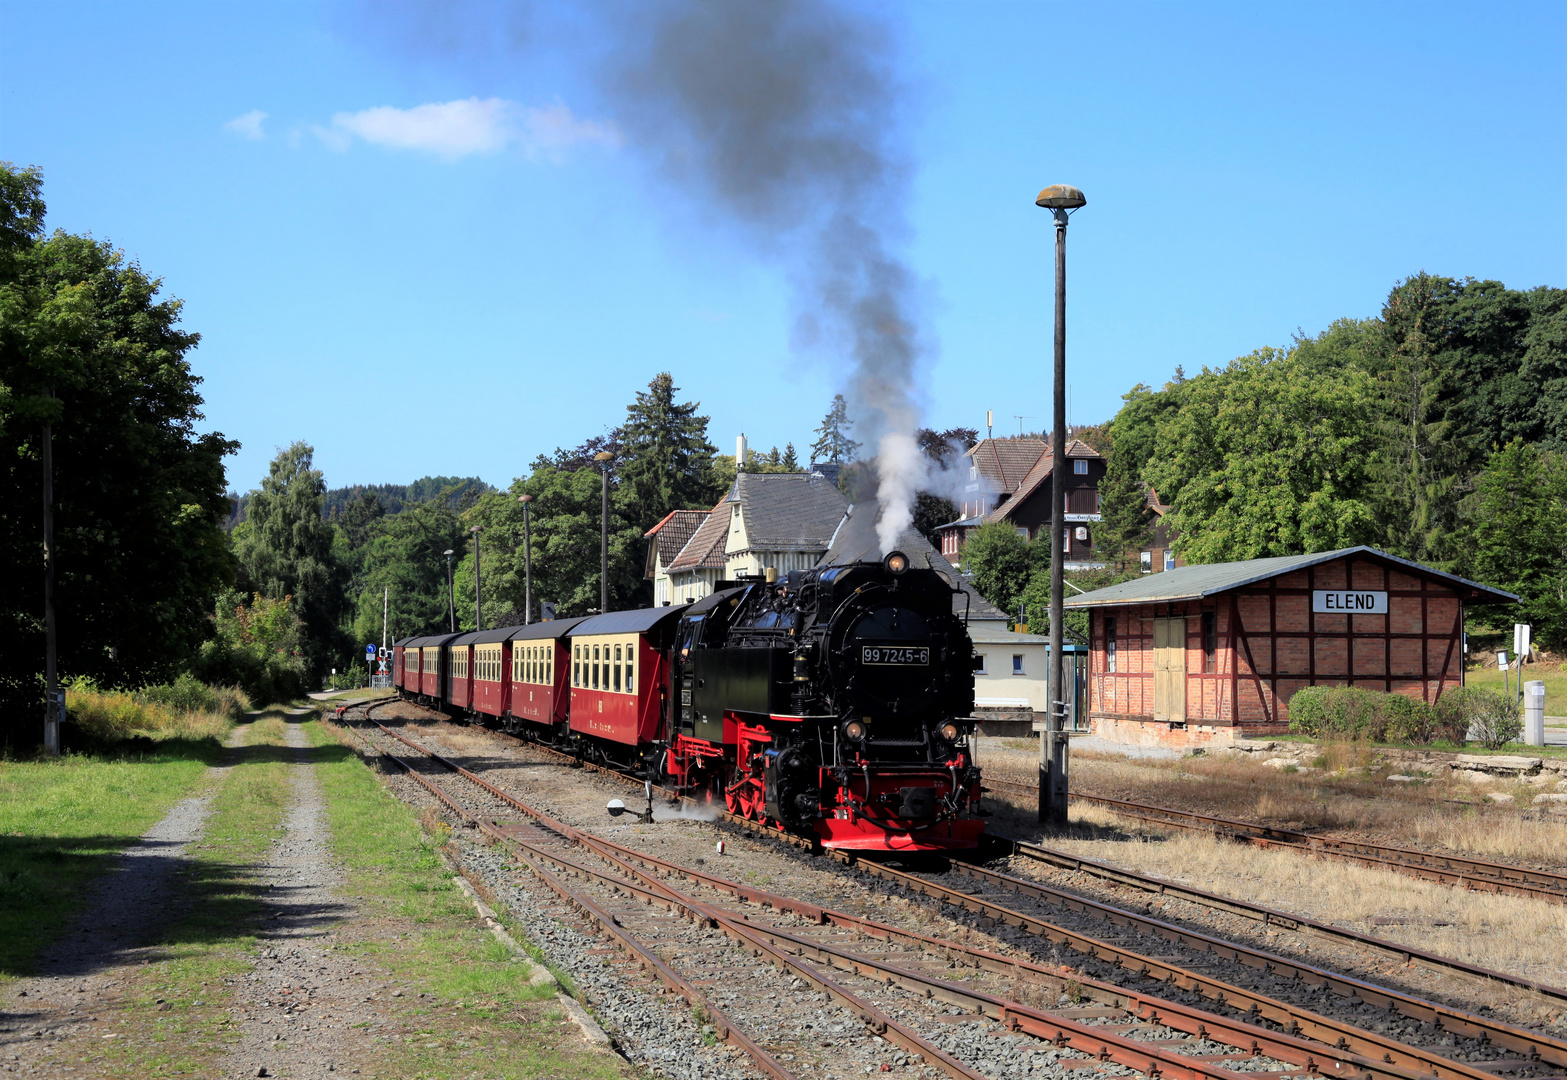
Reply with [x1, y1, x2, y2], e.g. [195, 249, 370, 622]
[1063, 547, 1517, 752]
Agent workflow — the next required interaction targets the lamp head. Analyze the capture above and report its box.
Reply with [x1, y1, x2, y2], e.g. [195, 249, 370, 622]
[470, 525, 482, 534]
[593, 451, 613, 464]
[1035, 184, 1087, 210]
[518, 494, 533, 504]
[443, 548, 454, 557]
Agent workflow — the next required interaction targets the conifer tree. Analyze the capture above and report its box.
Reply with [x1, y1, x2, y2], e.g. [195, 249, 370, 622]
[810, 394, 860, 463]
[617, 373, 721, 529]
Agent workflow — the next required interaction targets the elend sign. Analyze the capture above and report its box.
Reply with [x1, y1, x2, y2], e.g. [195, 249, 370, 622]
[1312, 590, 1388, 614]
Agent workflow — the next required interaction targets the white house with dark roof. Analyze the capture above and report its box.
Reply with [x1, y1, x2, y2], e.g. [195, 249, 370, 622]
[655, 472, 850, 606]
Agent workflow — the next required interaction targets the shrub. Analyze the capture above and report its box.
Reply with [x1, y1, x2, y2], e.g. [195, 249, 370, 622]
[1466, 689, 1523, 750]
[1287, 685, 1435, 743]
[1431, 686, 1480, 746]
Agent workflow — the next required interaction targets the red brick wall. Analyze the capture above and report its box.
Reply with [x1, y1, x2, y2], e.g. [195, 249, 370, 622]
[1086, 554, 1466, 741]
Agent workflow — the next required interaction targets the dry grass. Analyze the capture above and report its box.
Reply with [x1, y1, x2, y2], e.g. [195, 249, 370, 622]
[1037, 818, 1567, 992]
[976, 737, 1567, 867]
[65, 684, 236, 743]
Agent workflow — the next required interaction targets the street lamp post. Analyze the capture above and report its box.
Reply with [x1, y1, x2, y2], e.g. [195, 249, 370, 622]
[443, 549, 456, 632]
[519, 494, 534, 624]
[471, 525, 484, 631]
[1035, 182, 1086, 827]
[594, 451, 613, 614]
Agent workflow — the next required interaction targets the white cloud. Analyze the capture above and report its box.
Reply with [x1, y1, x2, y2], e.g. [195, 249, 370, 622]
[223, 109, 268, 140]
[316, 97, 620, 161]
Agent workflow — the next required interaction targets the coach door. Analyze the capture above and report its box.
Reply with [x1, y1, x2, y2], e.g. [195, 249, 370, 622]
[1152, 618, 1187, 723]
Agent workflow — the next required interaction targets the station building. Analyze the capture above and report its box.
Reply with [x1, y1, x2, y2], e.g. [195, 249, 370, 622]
[1062, 546, 1517, 752]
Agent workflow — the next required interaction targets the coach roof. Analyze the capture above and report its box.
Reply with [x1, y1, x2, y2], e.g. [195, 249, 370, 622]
[401, 632, 464, 648]
[1062, 547, 1518, 609]
[572, 606, 690, 636]
[509, 617, 591, 642]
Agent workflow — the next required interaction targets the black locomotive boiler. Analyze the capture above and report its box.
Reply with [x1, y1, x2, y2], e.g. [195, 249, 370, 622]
[664, 551, 985, 851]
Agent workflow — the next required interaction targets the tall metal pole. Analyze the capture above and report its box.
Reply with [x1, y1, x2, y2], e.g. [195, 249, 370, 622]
[471, 526, 483, 631]
[1035, 184, 1084, 826]
[42, 414, 59, 757]
[520, 495, 533, 624]
[382, 586, 388, 651]
[444, 549, 456, 632]
[600, 465, 610, 614]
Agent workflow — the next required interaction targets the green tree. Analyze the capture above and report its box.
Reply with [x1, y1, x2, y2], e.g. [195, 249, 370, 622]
[342, 498, 465, 648]
[0, 163, 236, 736]
[616, 372, 722, 532]
[1096, 382, 1184, 567]
[1142, 349, 1379, 563]
[743, 444, 805, 474]
[961, 522, 1038, 617]
[810, 393, 860, 464]
[232, 442, 343, 674]
[1458, 441, 1567, 651]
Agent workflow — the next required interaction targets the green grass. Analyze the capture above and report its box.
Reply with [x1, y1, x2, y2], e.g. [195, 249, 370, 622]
[1464, 662, 1567, 716]
[0, 737, 224, 976]
[306, 719, 625, 1079]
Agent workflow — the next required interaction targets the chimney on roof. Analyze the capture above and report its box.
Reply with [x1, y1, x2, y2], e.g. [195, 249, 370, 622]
[736, 433, 747, 468]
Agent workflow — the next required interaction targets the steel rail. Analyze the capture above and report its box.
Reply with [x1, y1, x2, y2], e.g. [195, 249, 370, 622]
[554, 823, 1512, 1080]
[358, 712, 1556, 1080]
[362, 707, 1567, 1072]
[986, 779, 1567, 905]
[357, 715, 989, 1080]
[361, 717, 1342, 1080]
[341, 707, 798, 1080]
[991, 833, 1567, 1013]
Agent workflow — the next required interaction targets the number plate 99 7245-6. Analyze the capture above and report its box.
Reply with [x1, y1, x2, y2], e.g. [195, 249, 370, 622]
[861, 646, 930, 666]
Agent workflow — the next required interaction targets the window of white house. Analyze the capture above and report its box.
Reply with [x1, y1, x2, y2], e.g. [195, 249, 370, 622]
[1012, 654, 1025, 675]
[974, 652, 987, 674]
[1016, 526, 1029, 540]
[1073, 460, 1088, 474]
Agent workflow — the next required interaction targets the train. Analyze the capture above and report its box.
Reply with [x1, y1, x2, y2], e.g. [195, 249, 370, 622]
[393, 551, 986, 852]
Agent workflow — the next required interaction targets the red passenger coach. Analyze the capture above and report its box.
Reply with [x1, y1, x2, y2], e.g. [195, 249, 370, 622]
[506, 618, 589, 733]
[447, 632, 476, 712]
[568, 607, 687, 761]
[392, 637, 417, 693]
[406, 633, 462, 702]
[466, 627, 516, 720]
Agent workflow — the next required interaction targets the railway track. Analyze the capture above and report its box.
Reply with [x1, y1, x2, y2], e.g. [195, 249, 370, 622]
[982, 777, 1567, 907]
[333, 702, 1567, 1080]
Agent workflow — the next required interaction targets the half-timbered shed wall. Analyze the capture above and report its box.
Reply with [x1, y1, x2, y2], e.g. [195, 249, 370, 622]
[1064, 547, 1517, 752]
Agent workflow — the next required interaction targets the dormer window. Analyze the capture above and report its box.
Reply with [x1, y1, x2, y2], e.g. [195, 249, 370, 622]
[1073, 460, 1088, 474]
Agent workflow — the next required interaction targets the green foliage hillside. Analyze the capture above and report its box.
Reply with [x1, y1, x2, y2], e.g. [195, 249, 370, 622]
[1094, 273, 1567, 649]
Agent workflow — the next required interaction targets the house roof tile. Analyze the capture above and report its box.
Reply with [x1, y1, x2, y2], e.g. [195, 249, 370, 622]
[966, 437, 1047, 495]
[644, 509, 711, 576]
[986, 439, 1101, 524]
[666, 499, 731, 571]
[732, 473, 849, 551]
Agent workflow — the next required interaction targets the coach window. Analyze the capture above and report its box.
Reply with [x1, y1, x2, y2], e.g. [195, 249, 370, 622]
[613, 644, 622, 692]
[1202, 612, 1217, 673]
[573, 645, 580, 687]
[626, 649, 635, 693]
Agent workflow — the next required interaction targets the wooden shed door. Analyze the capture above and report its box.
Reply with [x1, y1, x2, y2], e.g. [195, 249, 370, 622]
[1153, 618, 1187, 723]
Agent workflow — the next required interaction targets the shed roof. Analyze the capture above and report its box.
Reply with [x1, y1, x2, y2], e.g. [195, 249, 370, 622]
[729, 472, 849, 551]
[1062, 547, 1519, 609]
[667, 499, 730, 571]
[572, 605, 690, 637]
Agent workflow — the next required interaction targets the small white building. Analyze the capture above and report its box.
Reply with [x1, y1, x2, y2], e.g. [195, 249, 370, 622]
[968, 623, 1052, 725]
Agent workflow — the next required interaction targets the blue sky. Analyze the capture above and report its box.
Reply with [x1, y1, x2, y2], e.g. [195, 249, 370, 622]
[3, 1, 1562, 494]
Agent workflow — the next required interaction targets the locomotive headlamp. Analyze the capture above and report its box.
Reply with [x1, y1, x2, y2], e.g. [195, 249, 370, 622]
[842, 719, 867, 743]
[884, 550, 910, 575]
[938, 721, 961, 742]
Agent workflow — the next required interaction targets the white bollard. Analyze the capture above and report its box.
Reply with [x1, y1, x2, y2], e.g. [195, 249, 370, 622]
[1523, 681, 1546, 747]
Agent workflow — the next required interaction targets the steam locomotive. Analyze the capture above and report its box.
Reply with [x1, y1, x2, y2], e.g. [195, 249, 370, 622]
[394, 551, 986, 852]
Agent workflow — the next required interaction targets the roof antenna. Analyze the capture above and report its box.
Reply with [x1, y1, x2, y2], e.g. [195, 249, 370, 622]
[986, 409, 993, 441]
